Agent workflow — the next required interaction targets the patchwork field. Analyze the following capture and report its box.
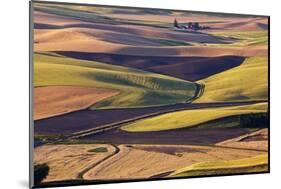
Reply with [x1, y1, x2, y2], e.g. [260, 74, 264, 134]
[32, 2, 269, 187]
[34, 86, 118, 120]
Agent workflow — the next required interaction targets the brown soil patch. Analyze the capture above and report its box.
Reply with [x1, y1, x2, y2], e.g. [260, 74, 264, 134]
[216, 128, 268, 151]
[34, 144, 116, 182]
[83, 144, 264, 180]
[34, 86, 118, 120]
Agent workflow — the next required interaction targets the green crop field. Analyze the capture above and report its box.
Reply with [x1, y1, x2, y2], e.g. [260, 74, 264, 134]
[121, 103, 267, 132]
[34, 53, 197, 109]
[195, 56, 268, 103]
[169, 154, 268, 177]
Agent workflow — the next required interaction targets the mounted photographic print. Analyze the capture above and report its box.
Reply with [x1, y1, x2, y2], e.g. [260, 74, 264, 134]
[29, 0, 269, 188]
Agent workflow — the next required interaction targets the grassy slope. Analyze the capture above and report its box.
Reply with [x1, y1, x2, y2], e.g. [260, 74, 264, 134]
[195, 57, 268, 103]
[169, 154, 268, 177]
[121, 103, 267, 132]
[34, 53, 197, 109]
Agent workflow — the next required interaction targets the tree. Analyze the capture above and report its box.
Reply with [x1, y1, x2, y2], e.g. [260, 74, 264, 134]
[174, 18, 179, 28]
[34, 163, 50, 185]
[193, 22, 200, 30]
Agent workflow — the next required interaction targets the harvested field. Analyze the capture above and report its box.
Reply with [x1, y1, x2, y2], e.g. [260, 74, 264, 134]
[217, 128, 268, 151]
[34, 144, 116, 182]
[83, 144, 264, 180]
[34, 86, 119, 120]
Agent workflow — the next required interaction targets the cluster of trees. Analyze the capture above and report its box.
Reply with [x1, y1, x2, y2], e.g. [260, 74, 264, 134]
[174, 19, 209, 31]
[239, 112, 269, 128]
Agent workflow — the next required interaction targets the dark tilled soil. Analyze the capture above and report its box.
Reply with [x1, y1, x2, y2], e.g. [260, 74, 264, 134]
[55, 51, 245, 81]
[82, 127, 250, 145]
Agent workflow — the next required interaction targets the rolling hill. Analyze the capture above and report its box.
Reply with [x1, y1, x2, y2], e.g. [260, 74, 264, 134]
[34, 53, 197, 109]
[56, 52, 245, 81]
[195, 56, 268, 103]
[121, 103, 267, 132]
